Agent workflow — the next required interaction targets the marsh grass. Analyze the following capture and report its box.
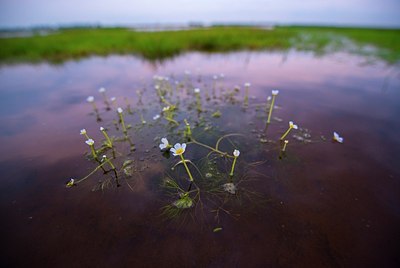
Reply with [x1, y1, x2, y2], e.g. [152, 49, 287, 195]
[1, 26, 399, 63]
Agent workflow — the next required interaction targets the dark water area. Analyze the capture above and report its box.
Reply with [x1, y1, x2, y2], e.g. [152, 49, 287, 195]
[1, 51, 399, 267]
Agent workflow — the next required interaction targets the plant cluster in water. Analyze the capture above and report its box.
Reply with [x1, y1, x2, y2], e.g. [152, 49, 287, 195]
[67, 71, 343, 225]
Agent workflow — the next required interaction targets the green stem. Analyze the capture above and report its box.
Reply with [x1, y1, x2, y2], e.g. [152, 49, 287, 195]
[191, 139, 234, 158]
[75, 161, 108, 184]
[282, 141, 288, 152]
[101, 130, 113, 147]
[267, 95, 276, 124]
[89, 145, 98, 160]
[230, 156, 238, 176]
[119, 113, 127, 133]
[165, 116, 179, 126]
[180, 154, 194, 182]
[280, 127, 292, 140]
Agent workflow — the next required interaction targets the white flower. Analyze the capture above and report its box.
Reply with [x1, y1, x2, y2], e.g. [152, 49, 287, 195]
[272, 90, 279, 96]
[99, 87, 106, 93]
[170, 143, 186, 156]
[233, 149, 240, 157]
[153, 114, 160, 120]
[100, 127, 105, 131]
[162, 106, 170, 112]
[267, 96, 272, 101]
[289, 121, 298, 129]
[194, 88, 200, 94]
[284, 140, 289, 144]
[154, 85, 160, 90]
[80, 129, 87, 135]
[117, 107, 123, 114]
[86, 96, 94, 103]
[142, 120, 147, 124]
[110, 97, 116, 102]
[244, 83, 251, 87]
[333, 132, 344, 143]
[159, 138, 170, 150]
[102, 155, 107, 161]
[85, 139, 94, 146]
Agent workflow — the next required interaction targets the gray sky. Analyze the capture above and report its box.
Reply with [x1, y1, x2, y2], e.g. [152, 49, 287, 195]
[1, 0, 399, 28]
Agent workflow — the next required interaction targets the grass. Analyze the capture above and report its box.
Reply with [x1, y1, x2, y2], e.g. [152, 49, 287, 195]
[1, 26, 399, 63]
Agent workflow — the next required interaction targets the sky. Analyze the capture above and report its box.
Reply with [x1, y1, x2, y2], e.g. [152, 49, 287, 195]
[0, 0, 399, 29]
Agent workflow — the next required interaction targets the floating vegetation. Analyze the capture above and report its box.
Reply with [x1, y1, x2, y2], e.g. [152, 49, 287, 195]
[67, 71, 343, 226]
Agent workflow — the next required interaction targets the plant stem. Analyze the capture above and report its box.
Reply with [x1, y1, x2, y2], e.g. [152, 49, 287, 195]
[280, 127, 292, 140]
[230, 156, 238, 176]
[191, 139, 234, 158]
[267, 95, 276, 124]
[180, 154, 194, 182]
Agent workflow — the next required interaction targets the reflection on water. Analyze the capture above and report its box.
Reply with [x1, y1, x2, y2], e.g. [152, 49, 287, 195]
[0, 51, 399, 267]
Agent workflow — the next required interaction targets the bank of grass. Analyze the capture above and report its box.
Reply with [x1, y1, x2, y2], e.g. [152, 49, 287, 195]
[0, 26, 399, 63]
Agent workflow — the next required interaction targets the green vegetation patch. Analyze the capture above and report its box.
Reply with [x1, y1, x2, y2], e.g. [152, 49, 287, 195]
[1, 26, 399, 63]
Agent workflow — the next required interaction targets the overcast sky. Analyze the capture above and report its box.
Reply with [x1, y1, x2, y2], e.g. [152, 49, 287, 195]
[1, 0, 399, 28]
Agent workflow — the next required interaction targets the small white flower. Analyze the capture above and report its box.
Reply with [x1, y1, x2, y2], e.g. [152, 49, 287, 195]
[100, 127, 105, 131]
[154, 85, 160, 90]
[213, 75, 218, 80]
[117, 107, 123, 114]
[99, 87, 106, 93]
[233, 149, 240, 157]
[220, 73, 225, 78]
[267, 96, 272, 101]
[289, 121, 298, 129]
[284, 140, 289, 144]
[153, 114, 160, 120]
[333, 132, 344, 143]
[110, 97, 116, 102]
[102, 155, 107, 161]
[162, 106, 170, 112]
[272, 90, 279, 96]
[159, 137, 170, 150]
[194, 88, 200, 94]
[80, 129, 87, 135]
[142, 120, 147, 124]
[244, 83, 251, 87]
[86, 96, 94, 103]
[85, 139, 94, 146]
[170, 143, 186, 156]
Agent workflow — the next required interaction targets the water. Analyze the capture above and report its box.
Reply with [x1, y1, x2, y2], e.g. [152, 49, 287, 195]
[1, 51, 399, 267]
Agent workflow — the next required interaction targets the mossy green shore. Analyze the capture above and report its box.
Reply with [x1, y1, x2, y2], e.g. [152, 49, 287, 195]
[1, 26, 399, 63]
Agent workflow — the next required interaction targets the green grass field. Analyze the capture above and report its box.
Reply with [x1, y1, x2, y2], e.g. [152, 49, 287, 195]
[1, 26, 399, 63]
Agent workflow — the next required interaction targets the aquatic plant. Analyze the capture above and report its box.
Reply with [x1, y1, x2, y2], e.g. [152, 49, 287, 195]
[68, 70, 343, 226]
[229, 149, 240, 177]
[159, 137, 171, 150]
[117, 107, 127, 134]
[333, 132, 344, 143]
[267, 90, 279, 124]
[100, 127, 113, 148]
[280, 121, 298, 140]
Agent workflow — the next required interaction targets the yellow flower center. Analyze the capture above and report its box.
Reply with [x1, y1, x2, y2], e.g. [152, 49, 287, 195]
[175, 148, 184, 155]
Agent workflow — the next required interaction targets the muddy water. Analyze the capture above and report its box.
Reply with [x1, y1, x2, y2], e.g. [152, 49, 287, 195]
[1, 52, 399, 267]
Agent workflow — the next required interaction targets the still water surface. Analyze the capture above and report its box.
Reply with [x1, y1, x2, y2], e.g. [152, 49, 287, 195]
[1, 51, 399, 267]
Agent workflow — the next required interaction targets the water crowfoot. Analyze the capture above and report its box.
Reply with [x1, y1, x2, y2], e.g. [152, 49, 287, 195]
[333, 132, 344, 143]
[229, 149, 240, 177]
[171, 143, 194, 182]
[280, 121, 298, 140]
[267, 90, 279, 124]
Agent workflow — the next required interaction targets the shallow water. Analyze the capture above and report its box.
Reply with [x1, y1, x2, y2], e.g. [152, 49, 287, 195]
[1, 51, 399, 267]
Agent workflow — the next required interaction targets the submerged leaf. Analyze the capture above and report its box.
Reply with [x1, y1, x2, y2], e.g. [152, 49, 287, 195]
[173, 196, 193, 209]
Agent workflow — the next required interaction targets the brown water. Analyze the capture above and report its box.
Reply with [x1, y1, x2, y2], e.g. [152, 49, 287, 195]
[1, 51, 399, 267]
